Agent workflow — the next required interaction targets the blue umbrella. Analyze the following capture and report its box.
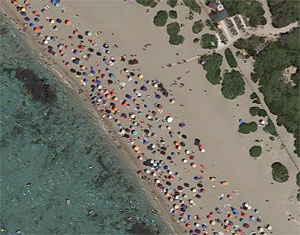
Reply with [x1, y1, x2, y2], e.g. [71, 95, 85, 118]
[24, 17, 30, 22]
[34, 17, 40, 22]
[109, 73, 115, 79]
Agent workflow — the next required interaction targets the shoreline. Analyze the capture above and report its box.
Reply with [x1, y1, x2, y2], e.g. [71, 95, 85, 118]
[1, 0, 299, 234]
[0, 4, 183, 234]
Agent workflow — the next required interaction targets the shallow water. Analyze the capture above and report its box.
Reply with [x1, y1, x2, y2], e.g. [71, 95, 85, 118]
[0, 15, 168, 234]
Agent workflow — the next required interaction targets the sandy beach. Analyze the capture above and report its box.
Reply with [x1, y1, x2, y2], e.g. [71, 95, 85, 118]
[1, 0, 299, 234]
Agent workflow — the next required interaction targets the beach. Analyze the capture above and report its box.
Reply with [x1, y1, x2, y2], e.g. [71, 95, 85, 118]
[1, 0, 299, 234]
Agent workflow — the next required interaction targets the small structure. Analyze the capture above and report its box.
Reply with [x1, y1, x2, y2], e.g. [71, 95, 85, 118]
[210, 10, 228, 23]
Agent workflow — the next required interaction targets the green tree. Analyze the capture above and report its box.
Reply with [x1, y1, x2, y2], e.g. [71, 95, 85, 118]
[222, 0, 266, 27]
[192, 20, 204, 34]
[249, 106, 259, 116]
[136, 0, 157, 8]
[225, 48, 238, 68]
[271, 162, 289, 183]
[183, 0, 201, 14]
[239, 122, 257, 134]
[201, 34, 218, 49]
[167, 0, 177, 8]
[263, 118, 278, 137]
[249, 146, 262, 157]
[267, 0, 300, 28]
[221, 70, 245, 99]
[234, 35, 265, 56]
[153, 11, 168, 27]
[169, 34, 185, 45]
[167, 22, 180, 35]
[169, 10, 177, 19]
[205, 19, 215, 31]
[201, 53, 223, 85]
[252, 28, 300, 156]
[296, 172, 300, 187]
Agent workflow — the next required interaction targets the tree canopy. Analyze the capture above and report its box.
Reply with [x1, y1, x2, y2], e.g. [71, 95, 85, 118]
[201, 53, 223, 85]
[251, 28, 300, 156]
[222, 0, 266, 27]
[136, 0, 157, 8]
[271, 162, 289, 183]
[201, 34, 218, 49]
[221, 70, 245, 99]
[267, 0, 300, 28]
[153, 11, 168, 27]
[224, 48, 237, 68]
[192, 20, 204, 34]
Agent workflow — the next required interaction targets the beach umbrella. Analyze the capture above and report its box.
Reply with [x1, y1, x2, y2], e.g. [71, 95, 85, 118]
[155, 94, 161, 99]
[166, 116, 173, 123]
[65, 20, 71, 26]
[34, 17, 40, 22]
[24, 17, 30, 21]
[56, 18, 62, 23]
[72, 58, 80, 64]
[132, 130, 138, 136]
[86, 31, 92, 36]
[109, 73, 116, 79]
[103, 43, 109, 48]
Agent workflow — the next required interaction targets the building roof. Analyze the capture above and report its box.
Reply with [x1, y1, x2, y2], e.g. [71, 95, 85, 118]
[208, 1, 219, 11]
[209, 10, 228, 23]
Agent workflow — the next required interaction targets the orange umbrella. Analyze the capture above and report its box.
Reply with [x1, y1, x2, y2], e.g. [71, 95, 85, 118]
[65, 20, 71, 26]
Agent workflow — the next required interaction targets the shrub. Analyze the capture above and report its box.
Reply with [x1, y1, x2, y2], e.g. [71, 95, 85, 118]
[169, 34, 185, 45]
[153, 11, 168, 27]
[167, 0, 177, 8]
[250, 92, 258, 100]
[239, 122, 257, 134]
[201, 34, 218, 49]
[136, 0, 157, 8]
[221, 70, 245, 100]
[263, 118, 278, 136]
[167, 22, 180, 35]
[297, 192, 300, 201]
[192, 20, 204, 34]
[169, 10, 177, 19]
[225, 48, 237, 68]
[249, 146, 262, 157]
[258, 109, 267, 117]
[297, 172, 300, 187]
[183, 0, 201, 14]
[271, 162, 289, 183]
[193, 38, 200, 44]
[249, 106, 259, 116]
[205, 19, 215, 31]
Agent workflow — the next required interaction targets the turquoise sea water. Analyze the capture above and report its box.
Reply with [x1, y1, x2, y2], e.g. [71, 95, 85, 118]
[0, 15, 168, 234]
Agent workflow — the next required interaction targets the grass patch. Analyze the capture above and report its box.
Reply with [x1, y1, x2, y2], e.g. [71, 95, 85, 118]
[221, 70, 245, 100]
[201, 53, 223, 85]
[192, 20, 204, 34]
[153, 11, 168, 27]
[167, 0, 177, 8]
[225, 48, 237, 68]
[167, 22, 180, 36]
[201, 34, 218, 49]
[183, 0, 201, 14]
[136, 0, 157, 8]
[169, 34, 185, 45]
[249, 146, 262, 158]
[239, 122, 257, 134]
[271, 162, 289, 183]
[169, 10, 177, 19]
[205, 19, 215, 31]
